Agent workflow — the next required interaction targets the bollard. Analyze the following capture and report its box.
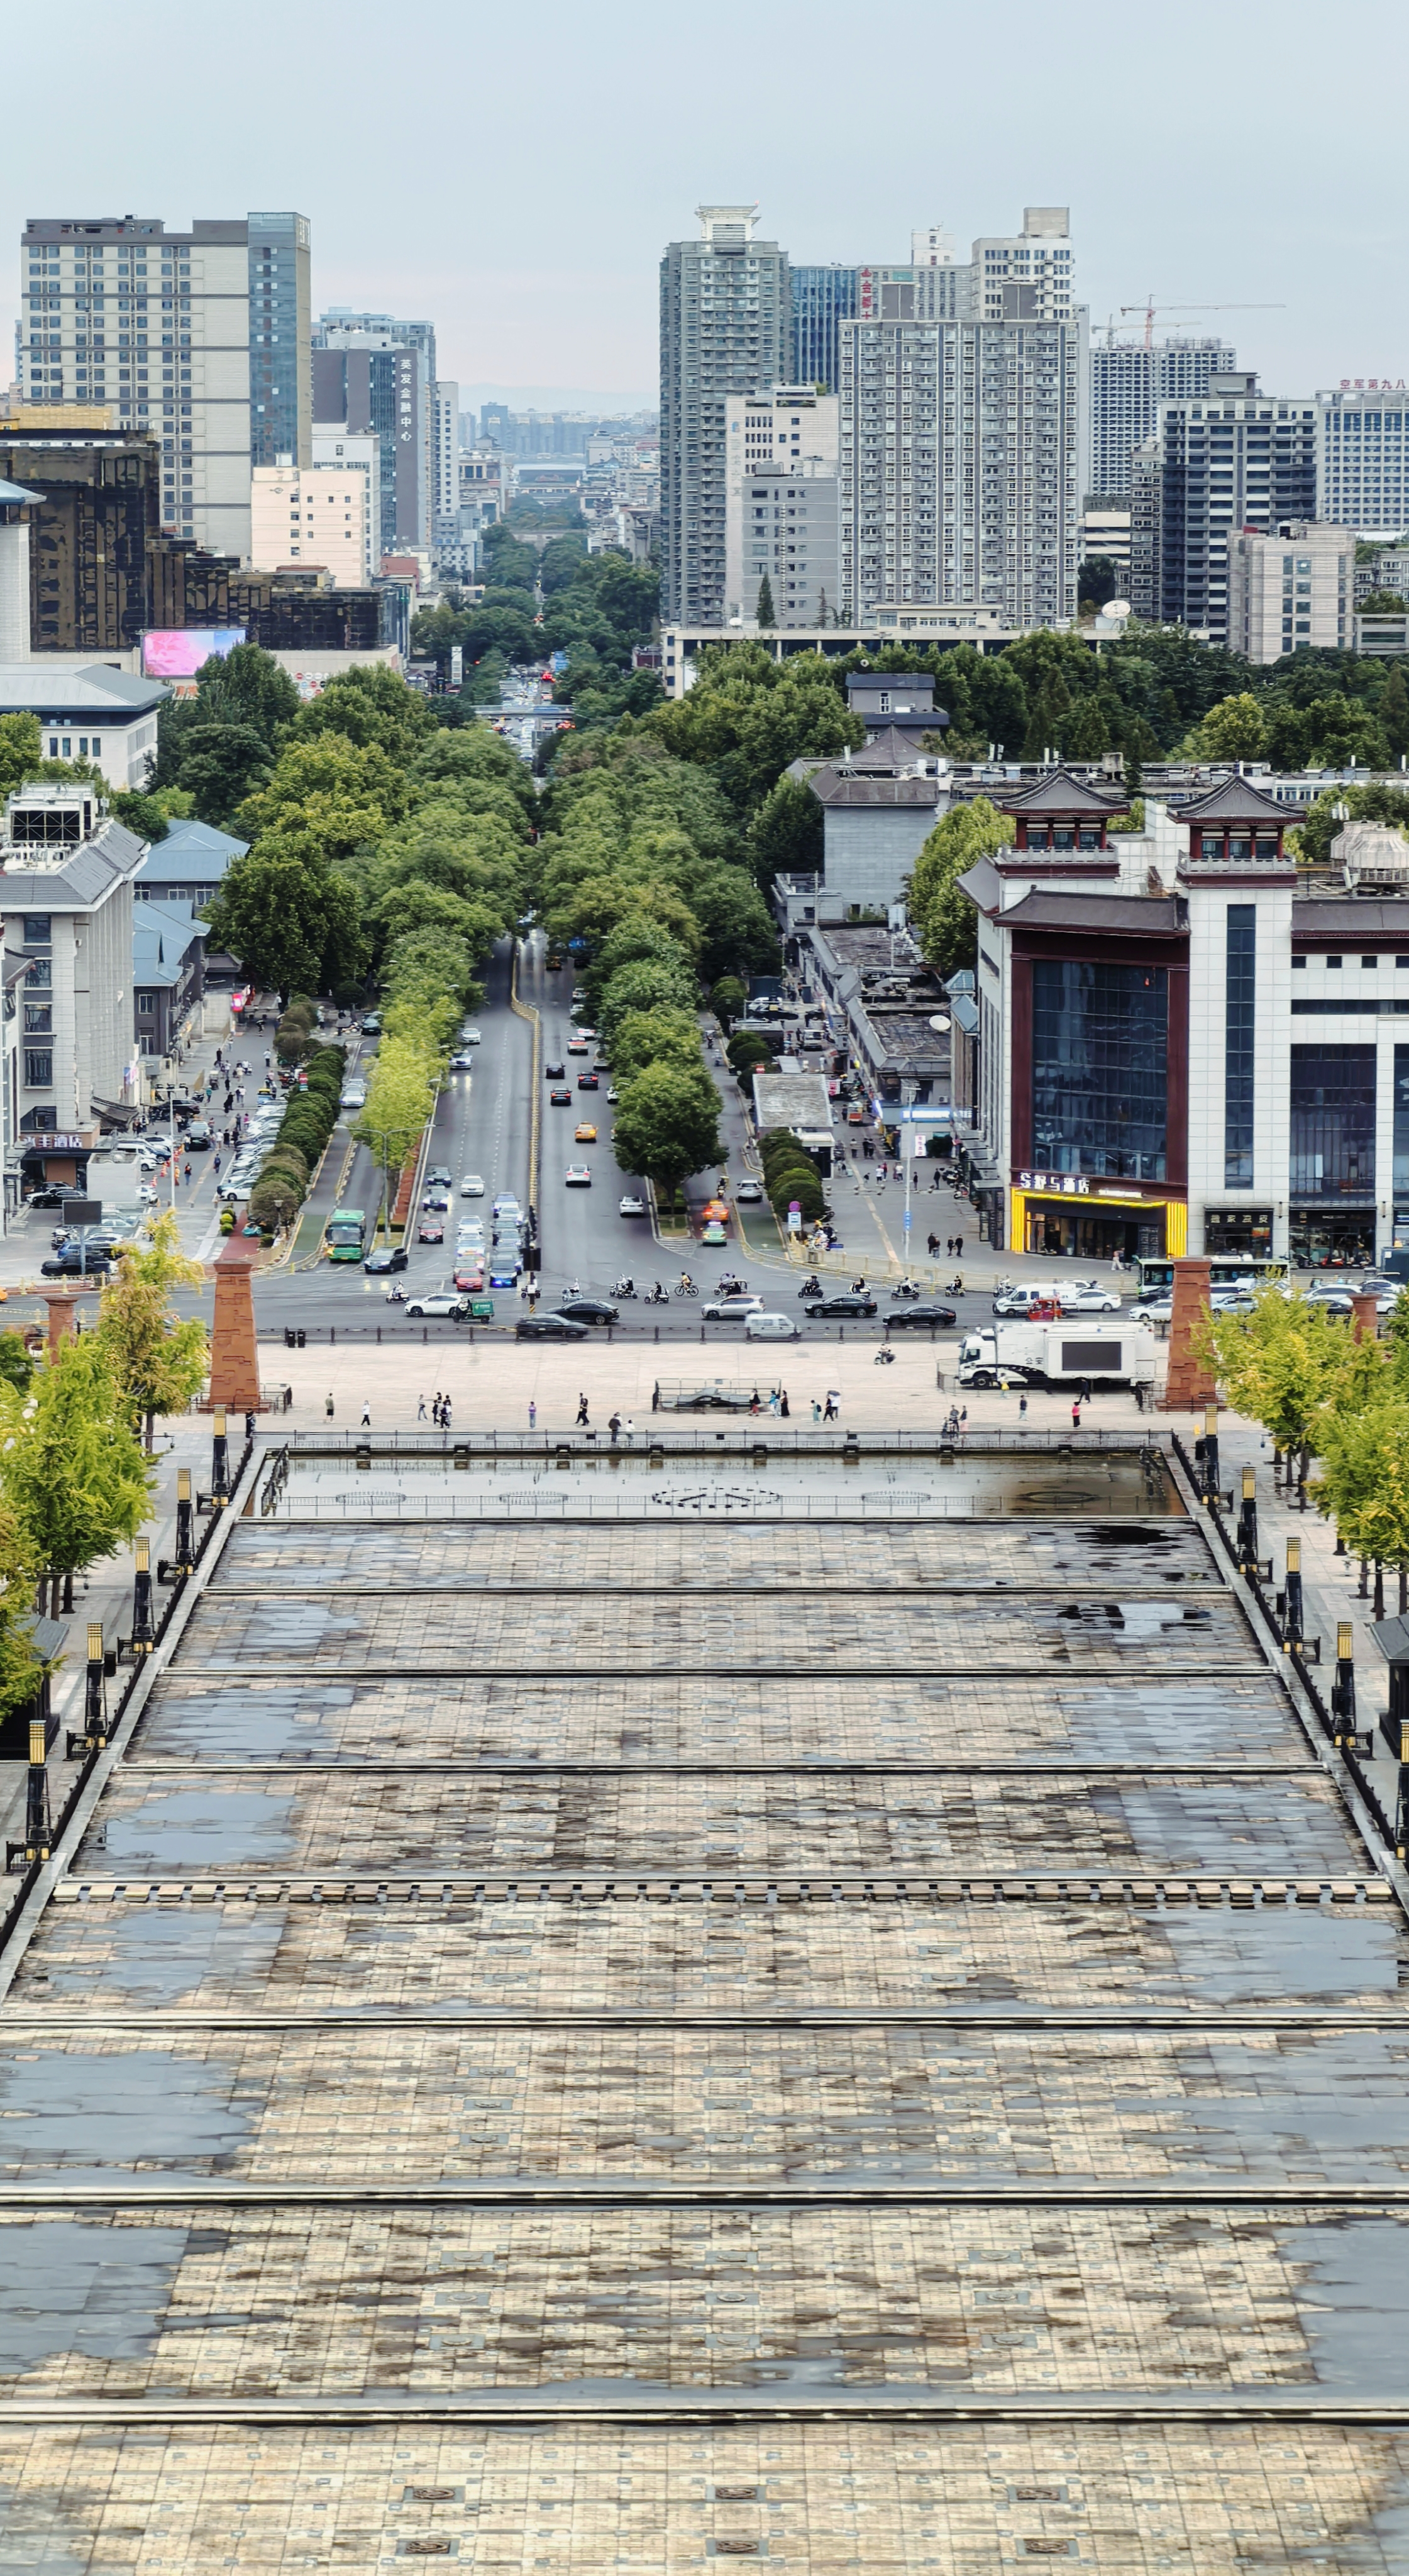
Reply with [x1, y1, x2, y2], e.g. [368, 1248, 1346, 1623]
[175, 1468, 194, 1573]
[211, 1409, 229, 1510]
[1202, 1403, 1219, 1504]
[1396, 1763, 1409, 1863]
[1237, 1466, 1257, 1572]
[131, 1539, 155, 1656]
[1283, 1540, 1303, 1653]
[1332, 1619, 1357, 1745]
[22, 1709, 50, 1863]
[69, 1619, 108, 1758]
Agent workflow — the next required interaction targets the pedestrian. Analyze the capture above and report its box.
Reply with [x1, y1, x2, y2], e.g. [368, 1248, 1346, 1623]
[811, 1399, 822, 1422]
[577, 1393, 589, 1426]
[184, 1161, 192, 1185]
[417, 1395, 426, 1421]
[609, 1411, 622, 1443]
[213, 1155, 221, 1176]
[955, 1235, 963, 1257]
[361, 1401, 371, 1428]
[1071, 1399, 1081, 1431]
[326, 1391, 334, 1418]
[780, 1390, 790, 1418]
[959, 1406, 968, 1438]
[623, 1416, 636, 1443]
[823, 1390, 839, 1422]
[1018, 1392, 1028, 1423]
[442, 1395, 451, 1428]
[768, 1388, 780, 1417]
[529, 1399, 537, 1430]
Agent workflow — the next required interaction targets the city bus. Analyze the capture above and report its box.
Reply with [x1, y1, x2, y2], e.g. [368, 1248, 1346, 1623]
[326, 1207, 367, 1263]
[1134, 1253, 1287, 1301]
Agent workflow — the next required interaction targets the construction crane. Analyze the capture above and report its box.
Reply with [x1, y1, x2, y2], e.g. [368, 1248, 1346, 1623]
[1115, 299, 1285, 352]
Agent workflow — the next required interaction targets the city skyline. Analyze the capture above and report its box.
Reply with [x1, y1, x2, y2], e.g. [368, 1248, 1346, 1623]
[1, 0, 1404, 405]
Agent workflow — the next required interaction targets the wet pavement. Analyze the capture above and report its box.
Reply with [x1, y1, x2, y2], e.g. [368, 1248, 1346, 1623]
[3, 1436, 1409, 2570]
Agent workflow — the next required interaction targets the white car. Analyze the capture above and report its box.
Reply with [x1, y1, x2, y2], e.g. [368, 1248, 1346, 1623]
[493, 1194, 521, 1218]
[1056, 1282, 1122, 1315]
[460, 1026, 482, 1045]
[703, 1294, 765, 1321]
[735, 1179, 764, 1203]
[619, 1194, 647, 1217]
[565, 1163, 592, 1187]
[461, 1174, 485, 1197]
[404, 1291, 470, 1319]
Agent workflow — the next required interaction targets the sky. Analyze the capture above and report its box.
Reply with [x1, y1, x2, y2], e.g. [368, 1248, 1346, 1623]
[3, 0, 1406, 410]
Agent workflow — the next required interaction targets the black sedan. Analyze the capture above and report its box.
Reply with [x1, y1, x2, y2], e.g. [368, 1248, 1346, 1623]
[516, 1312, 590, 1340]
[883, 1303, 958, 1331]
[544, 1060, 565, 1079]
[41, 1249, 113, 1277]
[549, 1087, 573, 1106]
[364, 1246, 407, 1274]
[804, 1294, 878, 1319]
[555, 1297, 620, 1326]
[577, 1072, 599, 1091]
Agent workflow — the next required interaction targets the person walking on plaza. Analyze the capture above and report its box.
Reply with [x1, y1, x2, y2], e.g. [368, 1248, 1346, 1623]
[823, 1391, 839, 1422]
[361, 1402, 371, 1428]
[577, 1393, 589, 1426]
[529, 1400, 537, 1430]
[326, 1392, 334, 1419]
[417, 1396, 426, 1421]
[609, 1412, 622, 1443]
[1071, 1399, 1081, 1431]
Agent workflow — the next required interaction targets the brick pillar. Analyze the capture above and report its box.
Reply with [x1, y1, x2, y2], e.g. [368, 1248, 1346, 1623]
[1161, 1257, 1217, 1413]
[202, 1233, 262, 1413]
[1351, 1292, 1379, 1343]
[40, 1291, 79, 1360]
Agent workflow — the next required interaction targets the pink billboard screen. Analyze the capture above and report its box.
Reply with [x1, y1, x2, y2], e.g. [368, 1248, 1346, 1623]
[141, 626, 247, 679]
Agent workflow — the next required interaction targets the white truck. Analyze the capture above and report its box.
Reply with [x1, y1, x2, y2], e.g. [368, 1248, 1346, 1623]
[956, 1324, 1156, 1394]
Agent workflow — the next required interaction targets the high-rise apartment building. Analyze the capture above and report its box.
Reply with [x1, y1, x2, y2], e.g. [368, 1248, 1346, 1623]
[837, 208, 1082, 628]
[790, 267, 858, 393]
[1315, 388, 1409, 536]
[250, 462, 370, 588]
[1132, 375, 1317, 640]
[724, 386, 839, 625]
[310, 426, 380, 580]
[1227, 519, 1354, 663]
[16, 215, 265, 558]
[312, 314, 436, 552]
[1089, 337, 1238, 498]
[248, 213, 312, 470]
[432, 380, 460, 541]
[659, 206, 790, 623]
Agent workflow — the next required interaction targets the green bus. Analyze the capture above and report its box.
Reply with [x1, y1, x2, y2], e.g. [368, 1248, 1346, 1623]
[326, 1206, 367, 1262]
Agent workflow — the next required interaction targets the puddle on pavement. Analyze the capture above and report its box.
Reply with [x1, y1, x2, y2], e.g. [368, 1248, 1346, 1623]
[135, 1683, 349, 1764]
[14, 1906, 285, 2007]
[76, 1785, 298, 1873]
[1154, 1907, 1404, 2002]
[0, 2221, 192, 2373]
[0, 2051, 250, 2179]
[1281, 2217, 1409, 2391]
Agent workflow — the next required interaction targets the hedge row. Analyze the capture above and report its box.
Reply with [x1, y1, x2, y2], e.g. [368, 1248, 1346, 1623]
[760, 1126, 826, 1226]
[247, 1040, 346, 1234]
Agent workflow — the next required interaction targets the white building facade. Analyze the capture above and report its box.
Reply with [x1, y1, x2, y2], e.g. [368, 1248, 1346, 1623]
[1316, 387, 1409, 536]
[250, 462, 371, 588]
[1227, 520, 1354, 663]
[724, 386, 839, 625]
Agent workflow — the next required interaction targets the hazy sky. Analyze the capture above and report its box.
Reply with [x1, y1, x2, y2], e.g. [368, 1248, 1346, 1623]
[4, 0, 1405, 406]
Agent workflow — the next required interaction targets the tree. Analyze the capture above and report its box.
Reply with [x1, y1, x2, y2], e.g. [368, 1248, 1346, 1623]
[169, 723, 273, 826]
[1379, 661, 1409, 760]
[1199, 694, 1268, 762]
[597, 956, 700, 1048]
[744, 773, 824, 887]
[611, 1006, 712, 1084]
[288, 664, 435, 766]
[0, 1337, 151, 1618]
[1078, 555, 1119, 611]
[0, 713, 41, 798]
[612, 1063, 722, 1213]
[108, 789, 170, 843]
[1312, 1389, 1409, 1610]
[191, 642, 299, 748]
[1296, 781, 1409, 867]
[235, 735, 412, 852]
[1202, 1288, 1357, 1497]
[1064, 695, 1109, 758]
[204, 849, 367, 1001]
[710, 977, 748, 1031]
[353, 1035, 438, 1230]
[756, 574, 776, 630]
[92, 1212, 209, 1453]
[908, 796, 1012, 975]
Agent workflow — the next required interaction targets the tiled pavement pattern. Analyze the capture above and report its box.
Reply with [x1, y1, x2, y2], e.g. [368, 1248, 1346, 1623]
[3, 1448, 1409, 2569]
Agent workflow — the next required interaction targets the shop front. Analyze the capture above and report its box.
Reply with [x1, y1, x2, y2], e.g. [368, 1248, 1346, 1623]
[1012, 1178, 1187, 1263]
[1203, 1206, 1274, 1258]
[1289, 1206, 1377, 1269]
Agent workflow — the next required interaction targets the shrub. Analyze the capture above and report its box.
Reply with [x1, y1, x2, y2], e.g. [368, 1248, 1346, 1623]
[760, 1128, 810, 1176]
[768, 1165, 825, 1223]
[260, 1146, 309, 1188]
[250, 1170, 302, 1230]
[726, 1030, 773, 1079]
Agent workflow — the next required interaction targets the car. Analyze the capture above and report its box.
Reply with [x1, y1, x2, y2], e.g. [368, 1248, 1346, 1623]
[41, 1249, 113, 1277]
[404, 1291, 470, 1319]
[702, 1294, 765, 1321]
[544, 1061, 565, 1080]
[460, 1027, 482, 1045]
[744, 1312, 801, 1341]
[24, 1187, 67, 1211]
[360, 1013, 382, 1035]
[136, 1182, 160, 1205]
[805, 1294, 878, 1318]
[493, 1194, 521, 1217]
[488, 1262, 521, 1289]
[619, 1194, 647, 1217]
[992, 1284, 1063, 1317]
[365, 1246, 408, 1274]
[457, 1219, 486, 1243]
[185, 1123, 213, 1149]
[606, 1085, 619, 1104]
[577, 1072, 599, 1091]
[448, 1053, 475, 1072]
[1129, 1298, 1173, 1325]
[735, 1179, 764, 1203]
[460, 1174, 485, 1197]
[417, 1218, 445, 1244]
[516, 1311, 589, 1338]
[571, 1021, 596, 1040]
[556, 1298, 620, 1326]
[453, 1262, 485, 1292]
[884, 1304, 959, 1330]
[340, 1083, 367, 1110]
[422, 1190, 450, 1214]
[1055, 1279, 1123, 1314]
[575, 1121, 598, 1142]
[701, 1218, 727, 1245]
[428, 1167, 453, 1187]
[550, 1087, 573, 1106]
[567, 1037, 588, 1056]
[565, 1163, 592, 1187]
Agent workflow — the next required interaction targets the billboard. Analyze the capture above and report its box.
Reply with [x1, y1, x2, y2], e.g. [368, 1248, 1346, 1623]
[141, 626, 247, 680]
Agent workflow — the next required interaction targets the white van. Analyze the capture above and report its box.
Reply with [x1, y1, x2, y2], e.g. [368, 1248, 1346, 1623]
[744, 1311, 800, 1341]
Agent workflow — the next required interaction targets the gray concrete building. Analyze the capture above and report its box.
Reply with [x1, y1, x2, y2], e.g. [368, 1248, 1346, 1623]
[659, 206, 790, 623]
[837, 208, 1083, 628]
[1132, 374, 1318, 641]
[1089, 336, 1237, 499]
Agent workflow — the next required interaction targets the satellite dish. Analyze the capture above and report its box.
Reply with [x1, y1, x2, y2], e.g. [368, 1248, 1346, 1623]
[929, 1013, 952, 1033]
[1105, 599, 1132, 619]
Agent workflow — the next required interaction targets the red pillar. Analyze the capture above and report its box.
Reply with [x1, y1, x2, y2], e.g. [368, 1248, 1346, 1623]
[1351, 1292, 1379, 1343]
[40, 1291, 79, 1360]
[203, 1233, 262, 1413]
[1161, 1257, 1217, 1413]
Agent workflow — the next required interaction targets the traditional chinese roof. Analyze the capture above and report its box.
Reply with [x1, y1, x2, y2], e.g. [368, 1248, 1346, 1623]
[994, 767, 1128, 819]
[1176, 775, 1287, 826]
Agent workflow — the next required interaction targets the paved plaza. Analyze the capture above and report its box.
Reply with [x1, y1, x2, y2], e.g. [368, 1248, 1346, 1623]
[0, 1423, 1407, 2567]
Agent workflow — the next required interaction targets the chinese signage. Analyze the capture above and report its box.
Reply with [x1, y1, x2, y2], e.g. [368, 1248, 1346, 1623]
[1018, 1172, 1091, 1196]
[22, 1132, 87, 1151]
[1338, 379, 1408, 392]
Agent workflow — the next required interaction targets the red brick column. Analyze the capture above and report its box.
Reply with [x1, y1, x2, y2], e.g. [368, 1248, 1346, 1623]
[1161, 1257, 1217, 1413]
[202, 1233, 262, 1413]
[39, 1291, 78, 1360]
[1351, 1292, 1379, 1343]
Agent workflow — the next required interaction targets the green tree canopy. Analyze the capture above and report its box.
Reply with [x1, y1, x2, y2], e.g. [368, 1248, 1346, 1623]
[0, 713, 41, 798]
[204, 849, 367, 1000]
[909, 796, 1014, 975]
[93, 1212, 209, 1452]
[609, 1005, 712, 1084]
[612, 1062, 722, 1211]
[169, 722, 273, 826]
[0, 1337, 151, 1618]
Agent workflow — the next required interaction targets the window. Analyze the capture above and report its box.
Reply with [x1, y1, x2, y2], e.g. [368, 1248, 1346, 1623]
[1291, 1044, 1375, 1199]
[23, 1051, 52, 1087]
[1325, 955, 1342, 968]
[23, 917, 50, 947]
[1225, 905, 1256, 1186]
[1031, 958, 1169, 1182]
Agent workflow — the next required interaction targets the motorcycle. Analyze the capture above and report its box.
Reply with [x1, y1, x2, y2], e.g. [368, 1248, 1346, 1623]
[647, 1283, 670, 1307]
[890, 1280, 922, 1301]
[612, 1278, 638, 1300]
[717, 1274, 748, 1298]
[798, 1278, 824, 1301]
[385, 1284, 406, 1304]
[874, 1345, 896, 1365]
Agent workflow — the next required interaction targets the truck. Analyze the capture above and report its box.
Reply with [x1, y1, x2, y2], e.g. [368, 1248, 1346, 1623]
[956, 1324, 1156, 1394]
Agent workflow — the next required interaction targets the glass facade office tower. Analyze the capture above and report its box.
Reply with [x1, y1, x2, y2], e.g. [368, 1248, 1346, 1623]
[790, 266, 858, 392]
[248, 213, 312, 470]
